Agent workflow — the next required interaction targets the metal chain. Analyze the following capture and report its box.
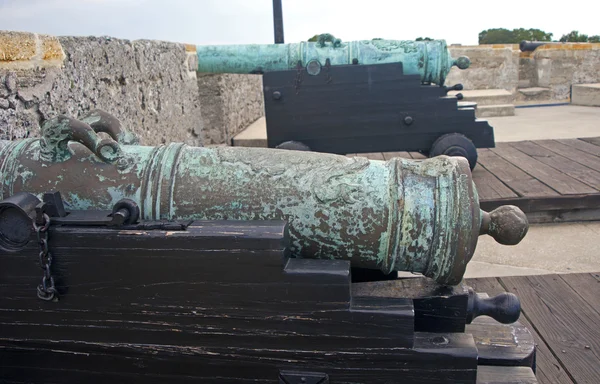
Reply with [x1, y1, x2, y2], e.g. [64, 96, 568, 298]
[33, 213, 58, 302]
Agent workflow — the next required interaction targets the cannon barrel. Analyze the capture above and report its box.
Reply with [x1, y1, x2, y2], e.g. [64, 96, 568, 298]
[519, 40, 559, 52]
[0, 111, 528, 285]
[196, 38, 471, 86]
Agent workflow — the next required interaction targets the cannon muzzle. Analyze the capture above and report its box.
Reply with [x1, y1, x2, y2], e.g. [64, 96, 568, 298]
[0, 111, 528, 285]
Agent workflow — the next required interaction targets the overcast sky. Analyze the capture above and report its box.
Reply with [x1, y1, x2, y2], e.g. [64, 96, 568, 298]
[1, 0, 598, 46]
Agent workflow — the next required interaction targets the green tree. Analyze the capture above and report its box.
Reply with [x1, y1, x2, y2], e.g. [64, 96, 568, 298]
[559, 30, 589, 42]
[416, 37, 433, 41]
[512, 28, 553, 42]
[589, 35, 600, 43]
[308, 34, 320, 42]
[478, 28, 552, 44]
[479, 28, 514, 44]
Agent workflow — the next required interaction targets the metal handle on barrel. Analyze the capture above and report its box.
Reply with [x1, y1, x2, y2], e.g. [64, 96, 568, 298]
[39, 109, 137, 164]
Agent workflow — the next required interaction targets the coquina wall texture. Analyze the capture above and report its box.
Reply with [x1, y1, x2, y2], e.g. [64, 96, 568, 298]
[531, 44, 600, 100]
[197, 73, 264, 146]
[446, 45, 519, 93]
[446, 43, 600, 101]
[0, 31, 204, 146]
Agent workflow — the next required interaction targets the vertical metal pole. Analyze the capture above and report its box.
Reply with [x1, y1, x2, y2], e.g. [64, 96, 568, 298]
[273, 0, 284, 44]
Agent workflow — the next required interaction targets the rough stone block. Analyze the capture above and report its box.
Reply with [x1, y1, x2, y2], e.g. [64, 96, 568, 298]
[448, 89, 513, 106]
[446, 45, 519, 93]
[572, 83, 600, 107]
[515, 87, 553, 103]
[533, 45, 600, 100]
[0, 30, 65, 69]
[0, 33, 203, 146]
[476, 104, 515, 118]
[197, 73, 264, 146]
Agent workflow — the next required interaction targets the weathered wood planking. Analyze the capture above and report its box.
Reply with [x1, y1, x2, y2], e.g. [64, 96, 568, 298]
[476, 366, 538, 384]
[491, 143, 597, 195]
[471, 164, 518, 200]
[579, 137, 600, 148]
[509, 141, 600, 190]
[476, 149, 558, 197]
[360, 152, 386, 160]
[501, 274, 600, 384]
[467, 316, 535, 368]
[409, 151, 427, 159]
[465, 277, 574, 384]
[557, 139, 600, 157]
[558, 273, 600, 316]
[382, 151, 412, 160]
[535, 140, 600, 172]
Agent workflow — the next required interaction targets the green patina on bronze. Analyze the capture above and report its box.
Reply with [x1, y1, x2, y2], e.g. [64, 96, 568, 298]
[196, 38, 470, 85]
[0, 112, 528, 285]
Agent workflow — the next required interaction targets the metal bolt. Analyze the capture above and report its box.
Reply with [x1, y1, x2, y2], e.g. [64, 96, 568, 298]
[306, 59, 321, 76]
[272, 91, 282, 100]
[404, 116, 414, 126]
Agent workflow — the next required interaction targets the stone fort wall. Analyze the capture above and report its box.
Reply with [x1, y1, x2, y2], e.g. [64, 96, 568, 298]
[2, 30, 599, 146]
[0, 30, 263, 146]
[447, 43, 600, 101]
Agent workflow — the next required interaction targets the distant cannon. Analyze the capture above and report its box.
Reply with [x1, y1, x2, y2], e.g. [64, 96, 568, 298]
[197, 36, 493, 170]
[196, 38, 470, 86]
[519, 40, 560, 52]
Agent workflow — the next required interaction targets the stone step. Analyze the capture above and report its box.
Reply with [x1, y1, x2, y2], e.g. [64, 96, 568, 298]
[232, 116, 267, 147]
[448, 89, 514, 106]
[458, 101, 478, 110]
[572, 83, 600, 107]
[476, 104, 515, 118]
[516, 87, 552, 103]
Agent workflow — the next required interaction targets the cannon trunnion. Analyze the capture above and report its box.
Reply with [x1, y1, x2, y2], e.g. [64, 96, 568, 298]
[0, 192, 536, 383]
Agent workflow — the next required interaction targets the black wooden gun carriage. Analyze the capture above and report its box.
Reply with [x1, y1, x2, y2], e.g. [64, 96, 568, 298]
[263, 61, 494, 170]
[0, 191, 536, 383]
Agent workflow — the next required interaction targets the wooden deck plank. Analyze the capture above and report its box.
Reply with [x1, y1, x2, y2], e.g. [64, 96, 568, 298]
[409, 151, 427, 159]
[500, 275, 600, 384]
[476, 366, 537, 384]
[579, 137, 600, 147]
[491, 143, 597, 195]
[510, 141, 600, 191]
[358, 152, 386, 160]
[556, 139, 600, 157]
[476, 149, 558, 198]
[558, 273, 600, 316]
[466, 277, 574, 384]
[535, 140, 600, 172]
[472, 164, 519, 200]
[382, 151, 412, 160]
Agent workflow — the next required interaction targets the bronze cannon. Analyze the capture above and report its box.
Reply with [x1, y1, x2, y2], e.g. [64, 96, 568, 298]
[0, 111, 528, 285]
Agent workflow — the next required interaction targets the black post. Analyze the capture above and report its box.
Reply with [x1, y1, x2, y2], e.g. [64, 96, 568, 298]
[273, 0, 284, 44]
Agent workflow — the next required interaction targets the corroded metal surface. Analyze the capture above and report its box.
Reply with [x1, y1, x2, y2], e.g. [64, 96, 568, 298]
[0, 113, 528, 285]
[196, 38, 470, 85]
